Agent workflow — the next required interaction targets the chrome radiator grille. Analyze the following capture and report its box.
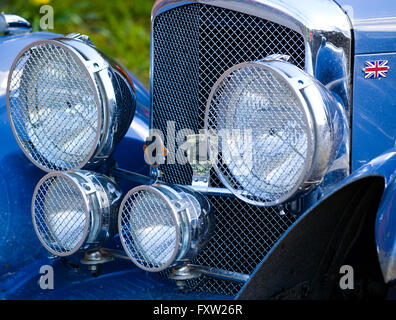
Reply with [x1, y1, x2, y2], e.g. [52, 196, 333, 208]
[152, 3, 304, 296]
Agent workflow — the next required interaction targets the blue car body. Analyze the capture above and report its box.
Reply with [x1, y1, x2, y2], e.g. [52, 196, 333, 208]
[337, 0, 396, 285]
[1, 0, 396, 299]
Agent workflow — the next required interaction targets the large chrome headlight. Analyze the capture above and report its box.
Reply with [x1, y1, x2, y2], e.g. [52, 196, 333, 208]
[119, 184, 213, 272]
[6, 37, 136, 172]
[32, 171, 122, 256]
[205, 59, 345, 206]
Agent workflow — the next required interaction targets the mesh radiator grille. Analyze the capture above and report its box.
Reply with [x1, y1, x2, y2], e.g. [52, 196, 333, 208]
[152, 3, 305, 186]
[152, 3, 304, 296]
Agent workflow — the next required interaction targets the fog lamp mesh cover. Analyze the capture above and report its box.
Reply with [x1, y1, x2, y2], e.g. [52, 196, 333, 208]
[205, 62, 313, 206]
[32, 173, 89, 256]
[119, 188, 179, 271]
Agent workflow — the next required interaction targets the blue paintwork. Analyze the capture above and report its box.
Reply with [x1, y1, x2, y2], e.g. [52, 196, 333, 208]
[0, 32, 60, 278]
[333, 0, 396, 283]
[351, 53, 396, 171]
[113, 71, 150, 178]
[0, 237, 228, 300]
[315, 37, 349, 112]
[335, 0, 396, 54]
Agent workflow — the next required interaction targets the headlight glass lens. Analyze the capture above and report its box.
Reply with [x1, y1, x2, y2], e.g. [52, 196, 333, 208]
[32, 171, 122, 257]
[119, 184, 213, 273]
[206, 63, 311, 206]
[119, 188, 178, 271]
[7, 38, 136, 173]
[7, 41, 100, 171]
[33, 174, 89, 255]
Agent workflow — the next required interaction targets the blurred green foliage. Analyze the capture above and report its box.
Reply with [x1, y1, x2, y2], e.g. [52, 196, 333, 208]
[1, 0, 154, 87]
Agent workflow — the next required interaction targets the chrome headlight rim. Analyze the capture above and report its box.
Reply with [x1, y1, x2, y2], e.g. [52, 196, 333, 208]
[6, 37, 136, 172]
[118, 184, 184, 272]
[6, 39, 102, 173]
[32, 170, 121, 257]
[204, 60, 318, 207]
[118, 183, 213, 273]
[32, 171, 91, 257]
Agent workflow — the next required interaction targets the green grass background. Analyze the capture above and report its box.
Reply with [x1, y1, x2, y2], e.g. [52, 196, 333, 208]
[1, 0, 154, 87]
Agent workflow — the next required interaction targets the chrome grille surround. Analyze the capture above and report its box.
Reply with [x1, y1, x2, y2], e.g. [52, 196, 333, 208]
[151, 0, 352, 296]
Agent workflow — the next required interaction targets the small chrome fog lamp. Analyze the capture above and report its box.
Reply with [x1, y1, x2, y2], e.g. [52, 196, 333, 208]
[32, 171, 122, 256]
[7, 37, 136, 172]
[119, 184, 213, 272]
[205, 59, 346, 206]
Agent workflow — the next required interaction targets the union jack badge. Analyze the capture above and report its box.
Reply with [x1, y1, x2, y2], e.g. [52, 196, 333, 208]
[364, 60, 390, 79]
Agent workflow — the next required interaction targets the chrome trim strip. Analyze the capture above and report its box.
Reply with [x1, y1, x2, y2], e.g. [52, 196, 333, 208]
[111, 167, 158, 185]
[111, 167, 236, 197]
[189, 264, 250, 283]
[0, 13, 31, 35]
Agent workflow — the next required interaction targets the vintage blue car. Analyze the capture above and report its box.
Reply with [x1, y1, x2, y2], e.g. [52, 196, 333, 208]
[0, 0, 396, 300]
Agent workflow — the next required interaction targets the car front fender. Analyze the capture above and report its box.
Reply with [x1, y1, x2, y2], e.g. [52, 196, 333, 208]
[238, 148, 396, 299]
